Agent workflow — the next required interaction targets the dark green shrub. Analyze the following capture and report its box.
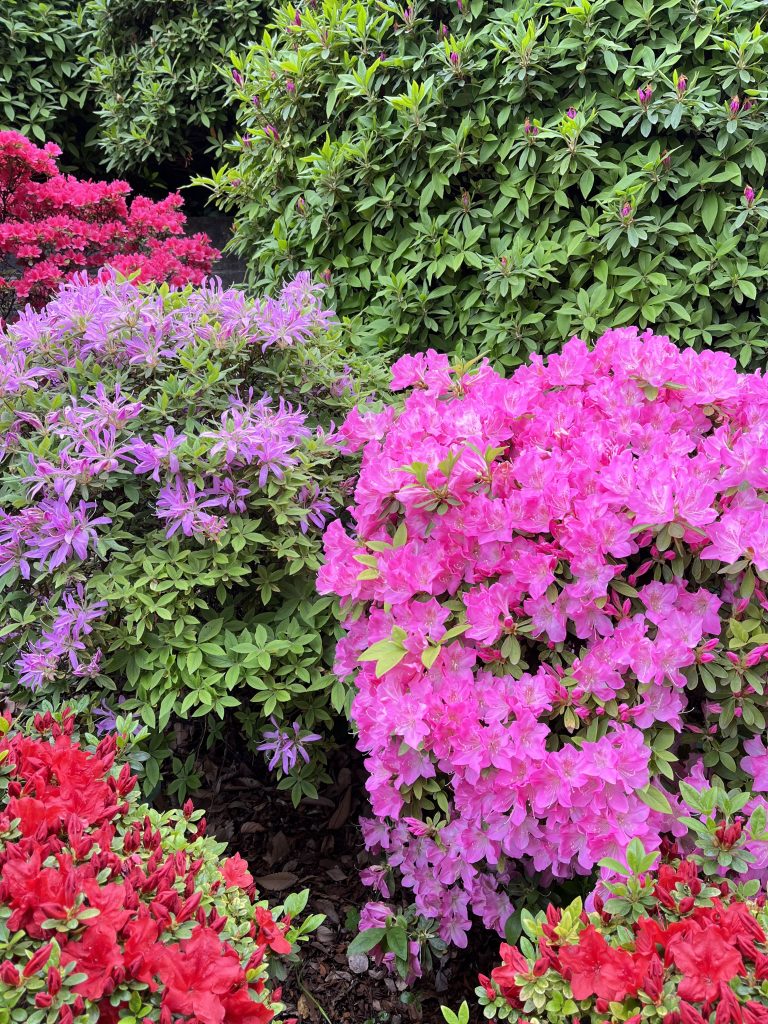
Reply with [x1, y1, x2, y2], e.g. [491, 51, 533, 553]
[0, 2, 93, 161]
[203, 0, 768, 369]
[85, 0, 270, 176]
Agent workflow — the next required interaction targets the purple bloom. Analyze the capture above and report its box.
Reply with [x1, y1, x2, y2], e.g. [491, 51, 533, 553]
[745, 185, 756, 206]
[15, 645, 59, 690]
[129, 426, 186, 482]
[360, 865, 392, 897]
[23, 498, 111, 569]
[93, 697, 122, 735]
[257, 717, 322, 774]
[156, 477, 225, 538]
[297, 485, 334, 534]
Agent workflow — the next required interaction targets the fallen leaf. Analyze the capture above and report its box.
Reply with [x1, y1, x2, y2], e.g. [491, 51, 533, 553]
[265, 830, 290, 865]
[255, 871, 298, 891]
[327, 866, 346, 882]
[327, 787, 352, 830]
[240, 821, 264, 834]
[315, 898, 340, 924]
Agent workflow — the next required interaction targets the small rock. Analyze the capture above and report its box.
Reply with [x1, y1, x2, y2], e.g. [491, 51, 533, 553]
[347, 953, 369, 975]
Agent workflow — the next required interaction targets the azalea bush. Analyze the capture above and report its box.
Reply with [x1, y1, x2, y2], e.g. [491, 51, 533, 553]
[0, 707, 319, 1022]
[478, 840, 768, 1023]
[318, 328, 768, 951]
[0, 131, 217, 318]
[206, 0, 768, 368]
[84, 0, 270, 175]
[0, 268, 384, 796]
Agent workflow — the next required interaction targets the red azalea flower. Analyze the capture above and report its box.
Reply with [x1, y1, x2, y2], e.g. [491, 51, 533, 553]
[254, 907, 291, 956]
[490, 942, 529, 1005]
[671, 928, 744, 1003]
[220, 853, 254, 890]
[158, 927, 244, 1024]
[558, 925, 638, 1002]
[61, 923, 122, 1000]
[222, 988, 275, 1024]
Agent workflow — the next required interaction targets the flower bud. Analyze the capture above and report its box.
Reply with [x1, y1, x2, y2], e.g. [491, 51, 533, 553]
[23, 942, 54, 977]
[0, 960, 20, 985]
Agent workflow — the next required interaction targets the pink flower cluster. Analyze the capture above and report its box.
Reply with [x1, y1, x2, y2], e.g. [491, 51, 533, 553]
[0, 131, 217, 316]
[319, 329, 768, 947]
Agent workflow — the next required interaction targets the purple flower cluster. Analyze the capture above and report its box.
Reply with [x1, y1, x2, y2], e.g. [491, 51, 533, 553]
[0, 270, 339, 696]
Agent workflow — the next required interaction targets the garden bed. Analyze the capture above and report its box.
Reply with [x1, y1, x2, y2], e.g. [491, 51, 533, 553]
[196, 734, 491, 1023]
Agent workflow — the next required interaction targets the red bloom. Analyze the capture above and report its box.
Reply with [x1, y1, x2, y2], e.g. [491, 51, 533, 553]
[0, 130, 217, 318]
[158, 928, 244, 1024]
[254, 907, 291, 956]
[221, 988, 274, 1024]
[61, 924, 122, 1000]
[671, 928, 744, 1003]
[490, 943, 529, 1005]
[0, 715, 292, 1024]
[220, 854, 254, 891]
[558, 925, 638, 1002]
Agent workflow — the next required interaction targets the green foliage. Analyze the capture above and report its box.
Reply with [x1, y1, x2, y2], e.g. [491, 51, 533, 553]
[0, 2, 93, 160]
[84, 0, 270, 175]
[206, 0, 768, 369]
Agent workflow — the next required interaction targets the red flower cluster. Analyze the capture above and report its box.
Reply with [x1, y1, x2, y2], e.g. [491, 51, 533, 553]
[480, 860, 768, 1023]
[0, 131, 218, 316]
[0, 710, 296, 1023]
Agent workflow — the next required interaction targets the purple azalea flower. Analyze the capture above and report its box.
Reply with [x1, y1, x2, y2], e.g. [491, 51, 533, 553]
[257, 717, 322, 774]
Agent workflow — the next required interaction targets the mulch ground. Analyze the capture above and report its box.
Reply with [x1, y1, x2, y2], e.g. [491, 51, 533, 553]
[194, 738, 496, 1024]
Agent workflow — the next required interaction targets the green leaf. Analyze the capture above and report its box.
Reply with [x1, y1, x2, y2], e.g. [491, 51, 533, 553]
[387, 924, 408, 960]
[637, 784, 673, 815]
[347, 927, 387, 955]
[199, 618, 223, 642]
[701, 193, 719, 233]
